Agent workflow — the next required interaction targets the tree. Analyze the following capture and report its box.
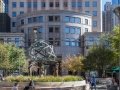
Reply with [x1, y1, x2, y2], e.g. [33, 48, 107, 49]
[83, 34, 117, 77]
[4, 44, 27, 73]
[62, 55, 84, 75]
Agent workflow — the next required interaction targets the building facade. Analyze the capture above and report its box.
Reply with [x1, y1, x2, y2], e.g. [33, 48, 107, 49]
[17, 10, 92, 60]
[0, 0, 5, 13]
[3, 0, 8, 13]
[112, 0, 120, 4]
[8, 0, 101, 32]
[102, 2, 113, 32]
[0, 13, 11, 32]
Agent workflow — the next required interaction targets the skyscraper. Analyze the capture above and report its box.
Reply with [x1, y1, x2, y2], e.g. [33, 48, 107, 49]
[3, 0, 8, 13]
[112, 0, 120, 4]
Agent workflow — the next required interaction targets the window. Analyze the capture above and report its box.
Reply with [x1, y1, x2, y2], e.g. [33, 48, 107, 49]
[15, 38, 19, 46]
[21, 29, 24, 33]
[7, 38, 11, 44]
[85, 1, 89, 7]
[85, 19, 88, 25]
[41, 2, 45, 7]
[49, 27, 53, 32]
[105, 40, 109, 46]
[39, 27, 43, 33]
[20, 2, 24, 7]
[33, 2, 37, 8]
[28, 29, 31, 34]
[93, 21, 97, 27]
[96, 37, 100, 45]
[93, 2, 97, 7]
[76, 18, 81, 23]
[49, 38, 53, 40]
[12, 2, 16, 8]
[28, 18, 32, 23]
[85, 28, 88, 32]
[50, 2, 54, 7]
[85, 11, 89, 14]
[39, 16, 43, 22]
[20, 11, 24, 15]
[65, 27, 70, 33]
[76, 39, 80, 47]
[33, 17, 37, 22]
[65, 38, 70, 46]
[21, 19, 24, 25]
[89, 37, 94, 45]
[55, 27, 60, 33]
[49, 41, 53, 45]
[12, 12, 16, 17]
[71, 28, 75, 34]
[27, 2, 31, 8]
[77, 28, 81, 34]
[78, 2, 82, 7]
[72, 2, 76, 7]
[64, 2, 67, 7]
[71, 17, 75, 23]
[12, 22, 16, 27]
[39, 38, 43, 41]
[56, 2, 59, 7]
[28, 39, 31, 46]
[55, 16, 60, 21]
[49, 16, 53, 21]
[93, 11, 97, 16]
[71, 38, 75, 46]
[65, 16, 70, 22]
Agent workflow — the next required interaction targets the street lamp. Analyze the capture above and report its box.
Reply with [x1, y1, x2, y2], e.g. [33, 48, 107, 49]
[113, 6, 120, 90]
[33, 27, 37, 41]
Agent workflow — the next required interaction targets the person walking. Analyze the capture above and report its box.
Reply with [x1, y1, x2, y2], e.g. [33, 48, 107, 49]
[12, 83, 19, 90]
[90, 76, 96, 90]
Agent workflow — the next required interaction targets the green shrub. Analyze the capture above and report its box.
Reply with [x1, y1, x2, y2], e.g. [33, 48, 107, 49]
[4, 76, 15, 82]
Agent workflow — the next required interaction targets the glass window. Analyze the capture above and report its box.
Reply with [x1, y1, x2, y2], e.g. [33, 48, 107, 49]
[41, 2, 45, 7]
[93, 21, 97, 27]
[28, 29, 31, 34]
[85, 11, 89, 14]
[33, 2, 37, 8]
[71, 38, 75, 46]
[64, 2, 67, 7]
[20, 11, 24, 15]
[55, 16, 60, 21]
[12, 2, 16, 8]
[39, 27, 43, 33]
[39, 16, 43, 22]
[77, 28, 81, 34]
[78, 2, 82, 7]
[49, 38, 53, 40]
[39, 38, 43, 41]
[55, 27, 60, 33]
[12, 22, 16, 27]
[85, 19, 88, 25]
[20, 2, 24, 7]
[49, 27, 53, 32]
[76, 39, 80, 47]
[85, 28, 88, 32]
[93, 2, 97, 7]
[56, 2, 59, 7]
[71, 28, 75, 34]
[7, 38, 11, 44]
[76, 18, 81, 23]
[21, 19, 24, 25]
[65, 27, 70, 33]
[72, 2, 76, 7]
[28, 18, 32, 23]
[93, 11, 97, 16]
[71, 17, 75, 23]
[12, 12, 16, 17]
[50, 2, 54, 7]
[96, 37, 100, 45]
[85, 1, 89, 7]
[27, 2, 31, 8]
[15, 38, 19, 46]
[65, 16, 70, 22]
[49, 16, 53, 21]
[65, 38, 70, 46]
[21, 29, 24, 33]
[33, 17, 37, 22]
[89, 37, 94, 45]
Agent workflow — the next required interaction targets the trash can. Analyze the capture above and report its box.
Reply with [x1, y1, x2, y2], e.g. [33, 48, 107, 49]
[107, 85, 118, 90]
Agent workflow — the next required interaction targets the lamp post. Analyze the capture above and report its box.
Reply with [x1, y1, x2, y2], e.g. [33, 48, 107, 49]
[113, 6, 120, 90]
[33, 27, 37, 41]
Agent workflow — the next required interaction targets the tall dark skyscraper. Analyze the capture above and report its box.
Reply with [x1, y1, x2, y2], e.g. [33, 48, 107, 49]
[3, 0, 8, 13]
[112, 0, 120, 4]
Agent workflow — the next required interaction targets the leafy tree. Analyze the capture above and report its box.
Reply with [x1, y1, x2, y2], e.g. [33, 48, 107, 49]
[4, 44, 27, 73]
[62, 55, 84, 75]
[83, 34, 117, 77]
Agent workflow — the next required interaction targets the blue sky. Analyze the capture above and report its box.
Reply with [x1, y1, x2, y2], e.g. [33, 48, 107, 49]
[102, 0, 111, 10]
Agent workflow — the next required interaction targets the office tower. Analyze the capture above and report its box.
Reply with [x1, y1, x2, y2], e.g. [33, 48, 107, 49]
[112, 0, 120, 4]
[3, 0, 8, 13]
[0, 0, 5, 13]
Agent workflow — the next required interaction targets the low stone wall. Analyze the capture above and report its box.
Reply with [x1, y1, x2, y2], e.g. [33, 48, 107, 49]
[0, 80, 87, 90]
[96, 78, 112, 84]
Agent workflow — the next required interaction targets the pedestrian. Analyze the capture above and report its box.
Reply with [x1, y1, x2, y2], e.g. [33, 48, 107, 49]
[0, 74, 3, 82]
[12, 82, 19, 90]
[90, 76, 96, 90]
[23, 78, 34, 90]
